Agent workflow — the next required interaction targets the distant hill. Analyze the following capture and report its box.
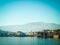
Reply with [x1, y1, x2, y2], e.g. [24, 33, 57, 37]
[0, 22, 60, 32]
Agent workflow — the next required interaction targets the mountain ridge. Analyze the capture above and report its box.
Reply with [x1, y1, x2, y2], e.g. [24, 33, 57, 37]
[0, 22, 60, 32]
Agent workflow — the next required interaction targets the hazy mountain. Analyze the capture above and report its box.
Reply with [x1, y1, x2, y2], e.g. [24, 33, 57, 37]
[0, 22, 60, 32]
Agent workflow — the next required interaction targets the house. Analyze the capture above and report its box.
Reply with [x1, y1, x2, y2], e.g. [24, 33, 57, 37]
[16, 31, 25, 37]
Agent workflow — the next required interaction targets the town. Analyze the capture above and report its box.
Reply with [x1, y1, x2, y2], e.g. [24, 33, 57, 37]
[0, 29, 60, 39]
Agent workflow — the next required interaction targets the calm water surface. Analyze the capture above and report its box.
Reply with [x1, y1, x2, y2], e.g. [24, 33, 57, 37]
[0, 37, 60, 45]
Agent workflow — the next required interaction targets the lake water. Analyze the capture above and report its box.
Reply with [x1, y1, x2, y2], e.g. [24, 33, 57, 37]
[0, 37, 60, 45]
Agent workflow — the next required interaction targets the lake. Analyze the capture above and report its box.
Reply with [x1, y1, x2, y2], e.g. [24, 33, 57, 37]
[0, 37, 60, 45]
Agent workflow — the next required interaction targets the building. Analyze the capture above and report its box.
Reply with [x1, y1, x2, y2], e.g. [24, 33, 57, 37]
[16, 31, 25, 37]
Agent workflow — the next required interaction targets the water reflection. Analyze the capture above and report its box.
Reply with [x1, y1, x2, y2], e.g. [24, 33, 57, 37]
[0, 37, 60, 45]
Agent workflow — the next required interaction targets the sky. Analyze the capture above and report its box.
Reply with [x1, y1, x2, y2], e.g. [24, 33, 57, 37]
[0, 0, 60, 26]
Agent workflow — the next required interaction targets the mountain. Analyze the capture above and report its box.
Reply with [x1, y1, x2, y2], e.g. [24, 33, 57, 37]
[0, 22, 60, 32]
